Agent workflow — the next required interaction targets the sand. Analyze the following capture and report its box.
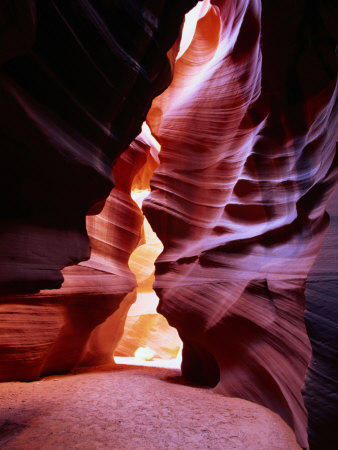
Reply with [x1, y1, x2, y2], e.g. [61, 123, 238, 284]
[0, 362, 301, 449]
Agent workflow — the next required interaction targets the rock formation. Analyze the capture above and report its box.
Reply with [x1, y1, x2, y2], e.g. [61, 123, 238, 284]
[144, 1, 338, 448]
[0, 0, 196, 377]
[304, 192, 338, 450]
[0, 1, 337, 449]
[0, 131, 151, 380]
[115, 187, 182, 361]
[0, 0, 197, 294]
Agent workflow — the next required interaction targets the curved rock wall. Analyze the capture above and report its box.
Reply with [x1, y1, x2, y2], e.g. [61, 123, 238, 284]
[144, 1, 338, 448]
[304, 190, 338, 450]
[0, 2, 337, 449]
[0, 0, 198, 379]
[0, 0, 198, 293]
[0, 133, 153, 380]
[115, 188, 182, 360]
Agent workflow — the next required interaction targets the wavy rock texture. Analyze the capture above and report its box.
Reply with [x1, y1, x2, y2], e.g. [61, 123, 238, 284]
[0, 268, 135, 382]
[304, 191, 338, 450]
[0, 128, 169, 381]
[0, 2, 337, 449]
[80, 133, 162, 367]
[144, 1, 338, 448]
[0, 0, 198, 293]
[114, 186, 181, 361]
[0, 0, 198, 378]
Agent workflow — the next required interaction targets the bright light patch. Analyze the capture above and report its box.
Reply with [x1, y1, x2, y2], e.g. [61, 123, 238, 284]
[114, 124, 182, 368]
[134, 346, 156, 361]
[141, 122, 161, 152]
[177, 0, 210, 59]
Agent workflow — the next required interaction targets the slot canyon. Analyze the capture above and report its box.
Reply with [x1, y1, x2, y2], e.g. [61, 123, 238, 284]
[0, 1, 337, 449]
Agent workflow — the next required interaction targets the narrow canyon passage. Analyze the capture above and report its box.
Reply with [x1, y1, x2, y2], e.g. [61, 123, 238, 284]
[114, 186, 182, 366]
[0, 1, 337, 449]
[0, 365, 301, 450]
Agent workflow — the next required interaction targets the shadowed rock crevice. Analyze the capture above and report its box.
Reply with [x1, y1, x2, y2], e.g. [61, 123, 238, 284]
[0, 0, 199, 379]
[0, 2, 337, 450]
[0, 0, 199, 293]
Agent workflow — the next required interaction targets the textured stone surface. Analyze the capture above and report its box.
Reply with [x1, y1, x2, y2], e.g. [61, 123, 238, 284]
[0, 2, 337, 449]
[0, 0, 198, 293]
[0, 302, 64, 381]
[0, 367, 301, 450]
[0, 128, 162, 380]
[0, 266, 135, 381]
[143, 1, 338, 448]
[304, 191, 338, 450]
[0, 0, 198, 378]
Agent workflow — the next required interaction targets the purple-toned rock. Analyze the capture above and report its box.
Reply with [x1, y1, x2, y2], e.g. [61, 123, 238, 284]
[0, 0, 198, 293]
[144, 1, 337, 448]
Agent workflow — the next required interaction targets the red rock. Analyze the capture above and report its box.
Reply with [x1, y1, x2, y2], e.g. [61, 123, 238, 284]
[0, 2, 337, 449]
[0, 302, 64, 382]
[0, 130, 168, 380]
[0, 0, 197, 378]
[0, 0, 198, 293]
[143, 1, 338, 448]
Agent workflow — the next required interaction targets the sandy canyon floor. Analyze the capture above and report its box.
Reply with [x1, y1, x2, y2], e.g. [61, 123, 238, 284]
[0, 362, 301, 449]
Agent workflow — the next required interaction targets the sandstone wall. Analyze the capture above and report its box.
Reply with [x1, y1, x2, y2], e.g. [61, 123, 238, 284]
[144, 1, 337, 448]
[1, 2, 337, 449]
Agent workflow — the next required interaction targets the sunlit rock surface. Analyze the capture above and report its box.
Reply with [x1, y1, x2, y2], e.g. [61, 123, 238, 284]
[115, 189, 181, 360]
[0, 0, 196, 378]
[0, 0, 198, 293]
[0, 267, 134, 382]
[144, 1, 338, 448]
[0, 2, 337, 449]
[0, 127, 163, 380]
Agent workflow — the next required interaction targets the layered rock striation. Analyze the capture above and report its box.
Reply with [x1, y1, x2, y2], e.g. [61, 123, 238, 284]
[144, 1, 338, 448]
[304, 191, 338, 450]
[0, 2, 337, 449]
[0, 0, 198, 293]
[0, 131, 157, 380]
[0, 0, 197, 380]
